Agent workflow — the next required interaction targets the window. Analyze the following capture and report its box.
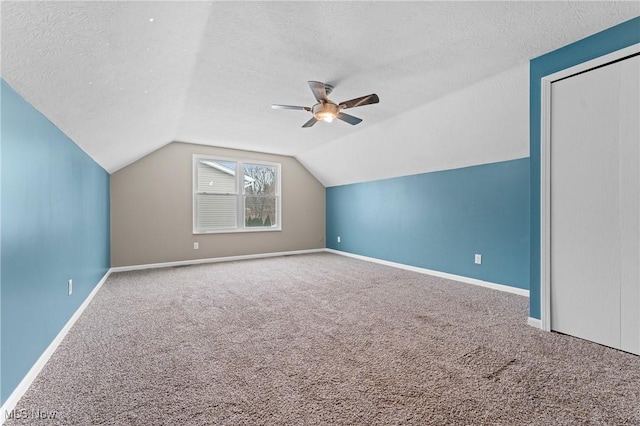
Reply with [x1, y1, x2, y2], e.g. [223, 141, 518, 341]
[193, 155, 281, 233]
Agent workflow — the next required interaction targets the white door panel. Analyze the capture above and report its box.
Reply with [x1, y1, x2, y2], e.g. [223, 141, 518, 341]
[618, 56, 640, 355]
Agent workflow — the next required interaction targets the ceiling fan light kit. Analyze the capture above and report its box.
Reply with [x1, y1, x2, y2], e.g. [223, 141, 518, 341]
[272, 81, 379, 128]
[313, 102, 338, 123]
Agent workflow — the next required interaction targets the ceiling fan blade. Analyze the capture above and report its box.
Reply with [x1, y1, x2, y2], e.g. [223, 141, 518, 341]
[272, 104, 311, 111]
[339, 94, 379, 109]
[308, 81, 328, 102]
[337, 112, 363, 125]
[302, 117, 318, 128]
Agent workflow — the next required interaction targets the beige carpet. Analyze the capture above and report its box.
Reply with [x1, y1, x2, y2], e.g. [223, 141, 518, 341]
[6, 253, 640, 425]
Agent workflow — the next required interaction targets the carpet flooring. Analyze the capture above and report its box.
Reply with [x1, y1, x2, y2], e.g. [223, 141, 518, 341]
[6, 253, 640, 425]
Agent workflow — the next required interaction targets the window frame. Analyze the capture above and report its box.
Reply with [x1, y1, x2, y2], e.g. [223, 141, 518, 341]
[192, 154, 282, 234]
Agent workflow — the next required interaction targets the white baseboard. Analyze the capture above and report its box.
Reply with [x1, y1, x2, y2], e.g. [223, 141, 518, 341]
[1, 269, 112, 425]
[527, 317, 543, 329]
[110, 248, 326, 272]
[325, 249, 530, 297]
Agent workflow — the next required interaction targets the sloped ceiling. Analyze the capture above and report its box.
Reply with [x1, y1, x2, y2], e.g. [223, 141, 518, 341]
[2, 1, 638, 184]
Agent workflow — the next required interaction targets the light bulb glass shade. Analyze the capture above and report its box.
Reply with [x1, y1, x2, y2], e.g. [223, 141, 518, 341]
[318, 112, 335, 122]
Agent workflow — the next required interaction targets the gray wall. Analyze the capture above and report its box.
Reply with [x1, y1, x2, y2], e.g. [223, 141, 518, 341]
[111, 142, 325, 267]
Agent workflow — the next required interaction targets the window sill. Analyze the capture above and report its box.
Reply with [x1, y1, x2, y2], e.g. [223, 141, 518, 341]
[193, 227, 282, 235]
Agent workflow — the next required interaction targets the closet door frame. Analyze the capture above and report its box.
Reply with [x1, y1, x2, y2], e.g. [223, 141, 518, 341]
[540, 42, 640, 332]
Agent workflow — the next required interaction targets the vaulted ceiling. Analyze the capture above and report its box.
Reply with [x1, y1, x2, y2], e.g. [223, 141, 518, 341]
[2, 1, 638, 182]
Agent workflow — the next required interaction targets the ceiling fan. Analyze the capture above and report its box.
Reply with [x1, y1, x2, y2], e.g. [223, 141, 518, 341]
[271, 81, 379, 128]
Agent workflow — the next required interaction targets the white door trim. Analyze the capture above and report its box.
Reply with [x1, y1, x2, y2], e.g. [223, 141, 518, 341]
[540, 43, 640, 332]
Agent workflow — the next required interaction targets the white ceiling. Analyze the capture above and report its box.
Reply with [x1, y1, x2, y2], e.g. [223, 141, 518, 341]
[2, 1, 639, 179]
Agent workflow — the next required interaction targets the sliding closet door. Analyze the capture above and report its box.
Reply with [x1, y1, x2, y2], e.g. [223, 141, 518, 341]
[619, 56, 640, 355]
[550, 55, 639, 354]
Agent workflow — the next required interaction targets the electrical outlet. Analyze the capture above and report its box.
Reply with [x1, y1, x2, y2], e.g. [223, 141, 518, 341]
[337, 236, 341, 243]
[68, 279, 73, 295]
[194, 242, 199, 250]
[475, 254, 482, 265]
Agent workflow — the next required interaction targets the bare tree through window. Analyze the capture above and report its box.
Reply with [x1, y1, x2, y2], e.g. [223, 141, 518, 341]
[244, 163, 277, 227]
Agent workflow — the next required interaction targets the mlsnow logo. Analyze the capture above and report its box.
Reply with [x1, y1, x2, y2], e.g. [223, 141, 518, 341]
[4, 408, 57, 420]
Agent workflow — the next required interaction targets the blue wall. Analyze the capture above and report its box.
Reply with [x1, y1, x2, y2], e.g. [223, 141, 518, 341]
[1, 79, 110, 405]
[327, 158, 530, 290]
[529, 17, 640, 320]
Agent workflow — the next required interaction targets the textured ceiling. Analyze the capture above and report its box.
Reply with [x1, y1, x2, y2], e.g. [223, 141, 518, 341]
[2, 1, 639, 175]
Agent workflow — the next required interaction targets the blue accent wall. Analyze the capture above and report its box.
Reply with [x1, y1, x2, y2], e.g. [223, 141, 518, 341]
[327, 158, 530, 290]
[1, 79, 110, 405]
[529, 17, 640, 320]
